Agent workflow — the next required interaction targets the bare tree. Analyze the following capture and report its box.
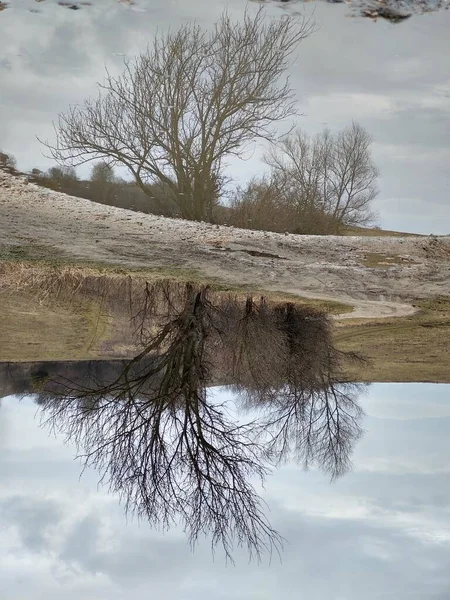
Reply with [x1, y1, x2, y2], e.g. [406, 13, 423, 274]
[90, 160, 115, 184]
[46, 165, 78, 185]
[36, 282, 364, 561]
[42, 9, 313, 221]
[232, 302, 365, 479]
[327, 122, 379, 228]
[265, 122, 379, 232]
[39, 284, 283, 561]
[229, 176, 294, 232]
[227, 297, 292, 394]
[251, 384, 364, 480]
[0, 150, 17, 171]
[90, 160, 117, 204]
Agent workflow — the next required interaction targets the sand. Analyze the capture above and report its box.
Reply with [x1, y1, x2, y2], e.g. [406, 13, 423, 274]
[1, 170, 449, 319]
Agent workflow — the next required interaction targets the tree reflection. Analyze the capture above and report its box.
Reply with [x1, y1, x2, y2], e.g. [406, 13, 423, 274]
[35, 282, 365, 560]
[232, 301, 364, 479]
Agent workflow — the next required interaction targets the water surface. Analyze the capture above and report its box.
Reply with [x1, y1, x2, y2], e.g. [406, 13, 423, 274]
[1, 383, 449, 598]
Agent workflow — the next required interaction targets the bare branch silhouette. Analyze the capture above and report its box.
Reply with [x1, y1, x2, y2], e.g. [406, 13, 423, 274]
[233, 303, 365, 479]
[35, 283, 365, 560]
[38, 284, 283, 561]
[42, 9, 313, 221]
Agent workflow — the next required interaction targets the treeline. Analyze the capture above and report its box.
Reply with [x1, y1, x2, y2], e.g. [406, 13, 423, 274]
[1, 10, 381, 235]
[0, 153, 178, 216]
[1, 122, 379, 235]
[30, 163, 178, 216]
[0, 152, 187, 216]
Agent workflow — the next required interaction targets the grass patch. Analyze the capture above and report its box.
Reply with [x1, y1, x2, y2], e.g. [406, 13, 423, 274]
[0, 292, 113, 362]
[361, 252, 419, 269]
[0, 243, 69, 263]
[264, 290, 352, 315]
[1, 260, 352, 361]
[341, 226, 423, 237]
[335, 296, 450, 382]
[417, 296, 450, 314]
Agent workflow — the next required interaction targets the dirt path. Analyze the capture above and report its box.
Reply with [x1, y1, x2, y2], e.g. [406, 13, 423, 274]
[1, 171, 449, 319]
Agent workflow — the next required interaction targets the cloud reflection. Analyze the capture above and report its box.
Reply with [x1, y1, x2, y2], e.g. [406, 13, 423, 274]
[0, 384, 449, 598]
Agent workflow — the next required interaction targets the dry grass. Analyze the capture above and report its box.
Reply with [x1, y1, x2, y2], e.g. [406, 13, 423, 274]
[341, 225, 424, 237]
[360, 252, 420, 269]
[3, 261, 448, 382]
[1, 261, 350, 362]
[335, 296, 450, 382]
[0, 292, 112, 362]
[0, 256, 353, 314]
[0, 262, 142, 361]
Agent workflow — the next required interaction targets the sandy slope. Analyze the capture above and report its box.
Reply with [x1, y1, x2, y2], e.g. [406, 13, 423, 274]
[1, 171, 449, 319]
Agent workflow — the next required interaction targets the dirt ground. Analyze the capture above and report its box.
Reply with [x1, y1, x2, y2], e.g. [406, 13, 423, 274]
[1, 171, 450, 380]
[0, 292, 111, 362]
[335, 296, 450, 382]
[1, 170, 449, 319]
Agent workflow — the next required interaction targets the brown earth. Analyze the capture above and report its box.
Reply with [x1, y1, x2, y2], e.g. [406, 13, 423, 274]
[1, 171, 449, 319]
[1, 171, 449, 380]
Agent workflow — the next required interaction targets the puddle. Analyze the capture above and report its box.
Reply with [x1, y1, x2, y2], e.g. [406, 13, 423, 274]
[1, 383, 450, 596]
[0, 0, 449, 594]
[361, 252, 421, 268]
[0, 281, 366, 559]
[224, 244, 288, 260]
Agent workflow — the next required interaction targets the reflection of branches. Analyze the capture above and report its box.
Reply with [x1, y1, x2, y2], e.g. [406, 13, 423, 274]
[36, 284, 365, 560]
[233, 303, 365, 479]
[252, 384, 364, 480]
[39, 284, 282, 561]
[221, 296, 287, 396]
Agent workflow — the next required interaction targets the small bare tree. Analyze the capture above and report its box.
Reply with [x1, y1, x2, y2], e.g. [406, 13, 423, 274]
[328, 123, 379, 228]
[252, 384, 364, 480]
[43, 9, 313, 221]
[229, 176, 296, 232]
[232, 302, 365, 479]
[265, 122, 379, 232]
[89, 160, 117, 204]
[0, 150, 17, 172]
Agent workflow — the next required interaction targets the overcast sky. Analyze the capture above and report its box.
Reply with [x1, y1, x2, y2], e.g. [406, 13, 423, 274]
[1, 384, 450, 599]
[0, 0, 449, 234]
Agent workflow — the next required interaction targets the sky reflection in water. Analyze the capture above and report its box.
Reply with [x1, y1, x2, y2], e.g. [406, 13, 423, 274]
[0, 383, 449, 599]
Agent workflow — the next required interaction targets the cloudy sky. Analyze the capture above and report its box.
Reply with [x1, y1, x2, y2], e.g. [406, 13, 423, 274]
[0, 0, 449, 234]
[0, 384, 450, 599]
